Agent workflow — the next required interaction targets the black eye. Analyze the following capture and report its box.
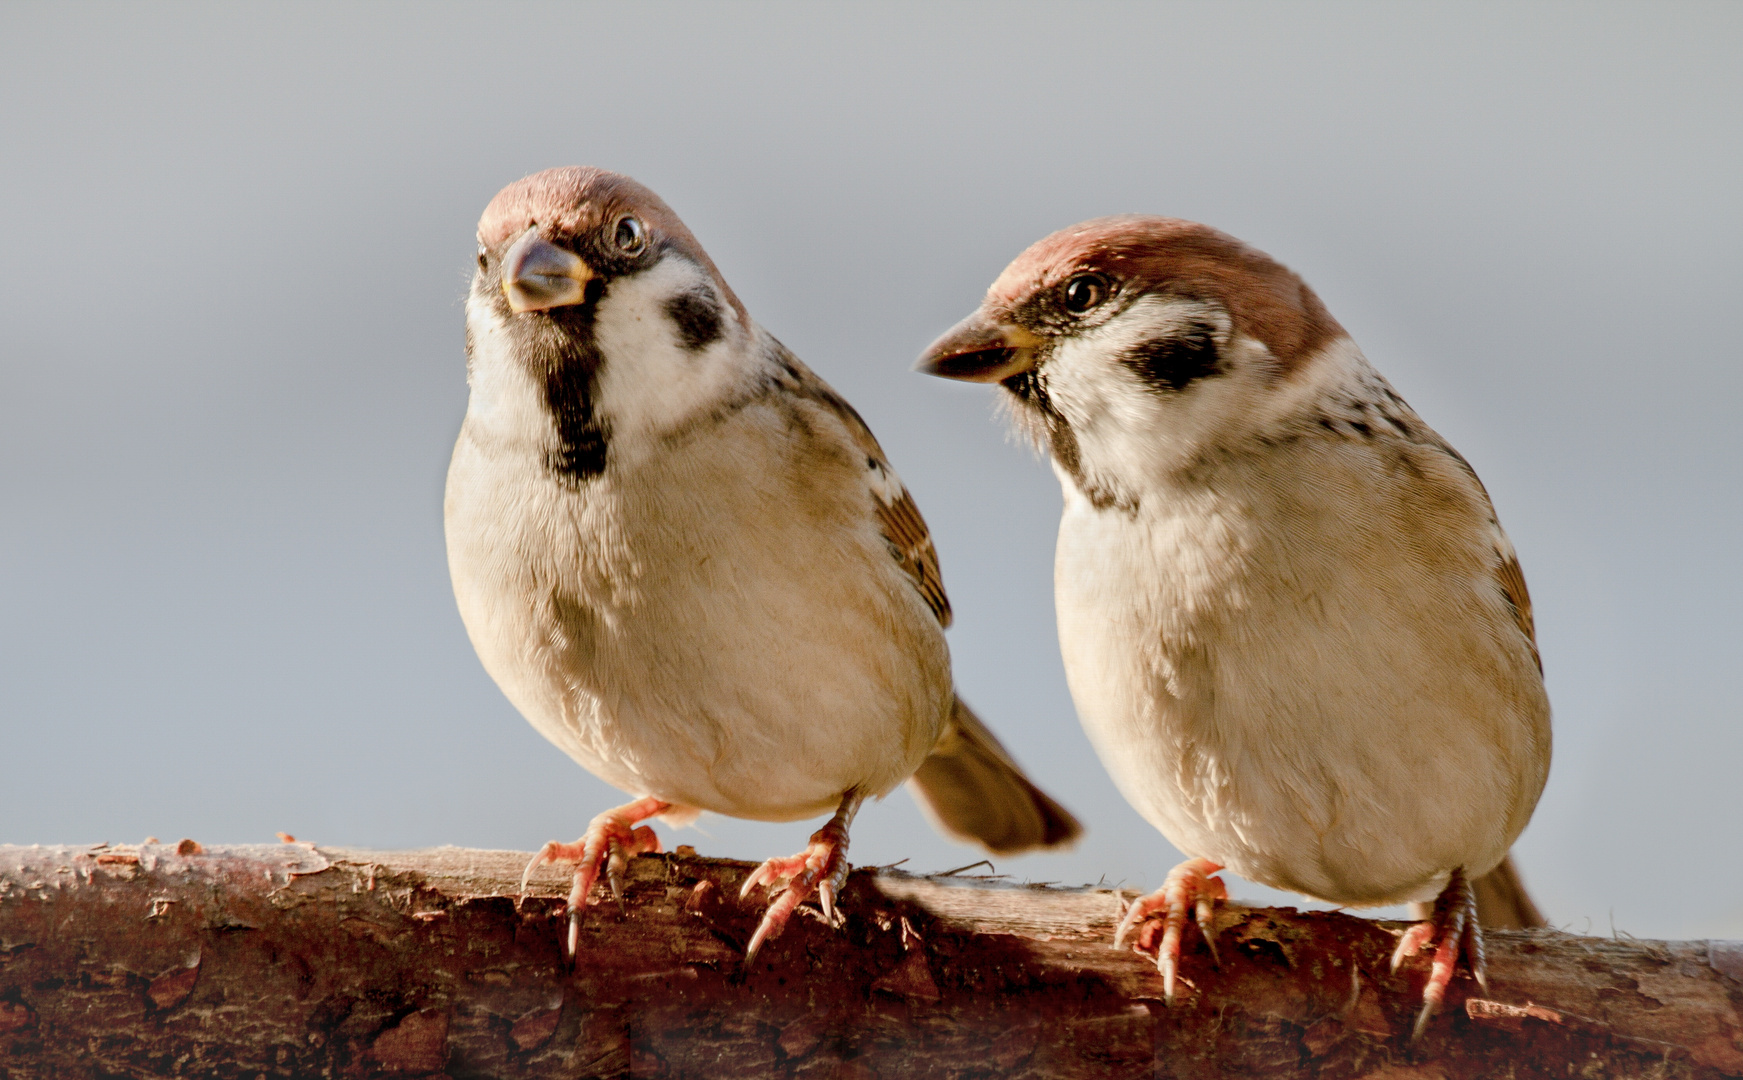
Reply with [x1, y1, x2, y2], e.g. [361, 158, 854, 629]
[614, 216, 647, 254]
[1063, 272, 1109, 314]
[476, 245, 488, 271]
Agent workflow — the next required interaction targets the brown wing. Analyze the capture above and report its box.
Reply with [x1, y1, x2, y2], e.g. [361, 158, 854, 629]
[773, 343, 953, 628]
[873, 482, 953, 628]
[1423, 435, 1542, 675]
[1495, 550, 1541, 674]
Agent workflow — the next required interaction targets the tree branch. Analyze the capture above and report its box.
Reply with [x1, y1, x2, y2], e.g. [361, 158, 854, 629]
[1, 843, 1739, 1078]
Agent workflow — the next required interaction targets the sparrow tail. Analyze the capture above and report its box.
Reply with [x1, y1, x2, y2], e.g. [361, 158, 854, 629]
[1467, 853, 1546, 929]
[907, 696, 1081, 855]
[1409, 853, 1544, 929]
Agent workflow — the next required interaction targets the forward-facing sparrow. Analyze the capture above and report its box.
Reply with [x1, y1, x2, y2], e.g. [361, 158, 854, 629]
[445, 167, 1079, 963]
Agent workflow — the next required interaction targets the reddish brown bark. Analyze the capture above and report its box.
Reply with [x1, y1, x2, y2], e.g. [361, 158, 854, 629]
[1, 842, 1739, 1078]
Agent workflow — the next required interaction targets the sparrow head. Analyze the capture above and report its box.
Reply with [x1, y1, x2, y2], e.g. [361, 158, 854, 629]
[466, 167, 756, 481]
[475, 166, 743, 320]
[918, 217, 1349, 501]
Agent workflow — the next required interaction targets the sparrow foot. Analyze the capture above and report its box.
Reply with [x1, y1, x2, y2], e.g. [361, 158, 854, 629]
[1391, 867, 1484, 1040]
[520, 795, 670, 958]
[1114, 857, 1227, 1004]
[739, 791, 863, 966]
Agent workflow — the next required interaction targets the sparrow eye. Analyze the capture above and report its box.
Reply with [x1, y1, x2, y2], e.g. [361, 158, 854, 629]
[1052, 271, 1108, 313]
[1063, 273, 1109, 314]
[477, 245, 488, 271]
[614, 216, 648, 254]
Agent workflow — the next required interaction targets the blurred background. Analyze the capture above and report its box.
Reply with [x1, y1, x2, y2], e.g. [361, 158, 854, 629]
[2, 2, 1738, 939]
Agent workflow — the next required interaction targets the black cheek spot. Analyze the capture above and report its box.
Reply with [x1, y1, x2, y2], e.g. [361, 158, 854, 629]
[1121, 323, 1222, 393]
[664, 289, 723, 351]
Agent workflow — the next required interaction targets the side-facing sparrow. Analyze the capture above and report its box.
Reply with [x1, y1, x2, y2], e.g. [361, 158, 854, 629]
[919, 217, 1550, 1034]
[445, 167, 1079, 962]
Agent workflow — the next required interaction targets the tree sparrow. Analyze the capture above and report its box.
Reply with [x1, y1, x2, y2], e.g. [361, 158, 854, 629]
[919, 216, 1551, 1034]
[444, 168, 1079, 963]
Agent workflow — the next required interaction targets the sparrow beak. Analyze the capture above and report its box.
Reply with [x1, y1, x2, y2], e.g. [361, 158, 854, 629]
[501, 227, 597, 313]
[914, 312, 1044, 383]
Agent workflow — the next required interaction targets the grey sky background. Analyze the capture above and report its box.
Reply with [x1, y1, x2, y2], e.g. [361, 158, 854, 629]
[2, 2, 1739, 939]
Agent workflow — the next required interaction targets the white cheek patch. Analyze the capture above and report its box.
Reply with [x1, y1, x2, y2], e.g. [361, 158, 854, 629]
[591, 256, 750, 445]
[1047, 297, 1299, 479]
[1094, 295, 1231, 364]
[1245, 336, 1368, 431]
[462, 289, 554, 439]
[1048, 297, 1230, 431]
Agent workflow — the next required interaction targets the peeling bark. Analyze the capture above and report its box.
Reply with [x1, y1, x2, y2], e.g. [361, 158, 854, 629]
[1, 843, 1739, 1079]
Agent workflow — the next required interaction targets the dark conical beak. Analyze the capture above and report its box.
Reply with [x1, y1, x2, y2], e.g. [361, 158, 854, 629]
[501, 227, 597, 313]
[914, 311, 1044, 383]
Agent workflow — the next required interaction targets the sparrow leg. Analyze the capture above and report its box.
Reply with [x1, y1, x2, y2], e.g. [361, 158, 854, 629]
[1391, 867, 1484, 1040]
[738, 790, 864, 966]
[1113, 857, 1228, 1004]
[520, 795, 670, 958]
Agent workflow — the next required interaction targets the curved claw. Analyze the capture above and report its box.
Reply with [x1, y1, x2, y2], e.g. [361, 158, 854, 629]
[744, 884, 807, 965]
[1393, 868, 1483, 1042]
[519, 797, 669, 958]
[1389, 920, 1437, 972]
[1114, 857, 1227, 1004]
[737, 856, 791, 901]
[1195, 891, 1222, 967]
[739, 818, 853, 967]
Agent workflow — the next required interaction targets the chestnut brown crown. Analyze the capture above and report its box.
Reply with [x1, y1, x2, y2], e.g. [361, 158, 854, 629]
[477, 166, 744, 318]
[1007, 217, 1342, 367]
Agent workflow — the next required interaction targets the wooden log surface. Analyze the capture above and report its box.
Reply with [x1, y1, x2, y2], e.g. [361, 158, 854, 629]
[1, 842, 1740, 1078]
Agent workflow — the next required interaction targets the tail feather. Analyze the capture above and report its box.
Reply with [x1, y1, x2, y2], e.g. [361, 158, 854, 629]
[907, 696, 1082, 855]
[1418, 854, 1545, 927]
[1472, 853, 1546, 929]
